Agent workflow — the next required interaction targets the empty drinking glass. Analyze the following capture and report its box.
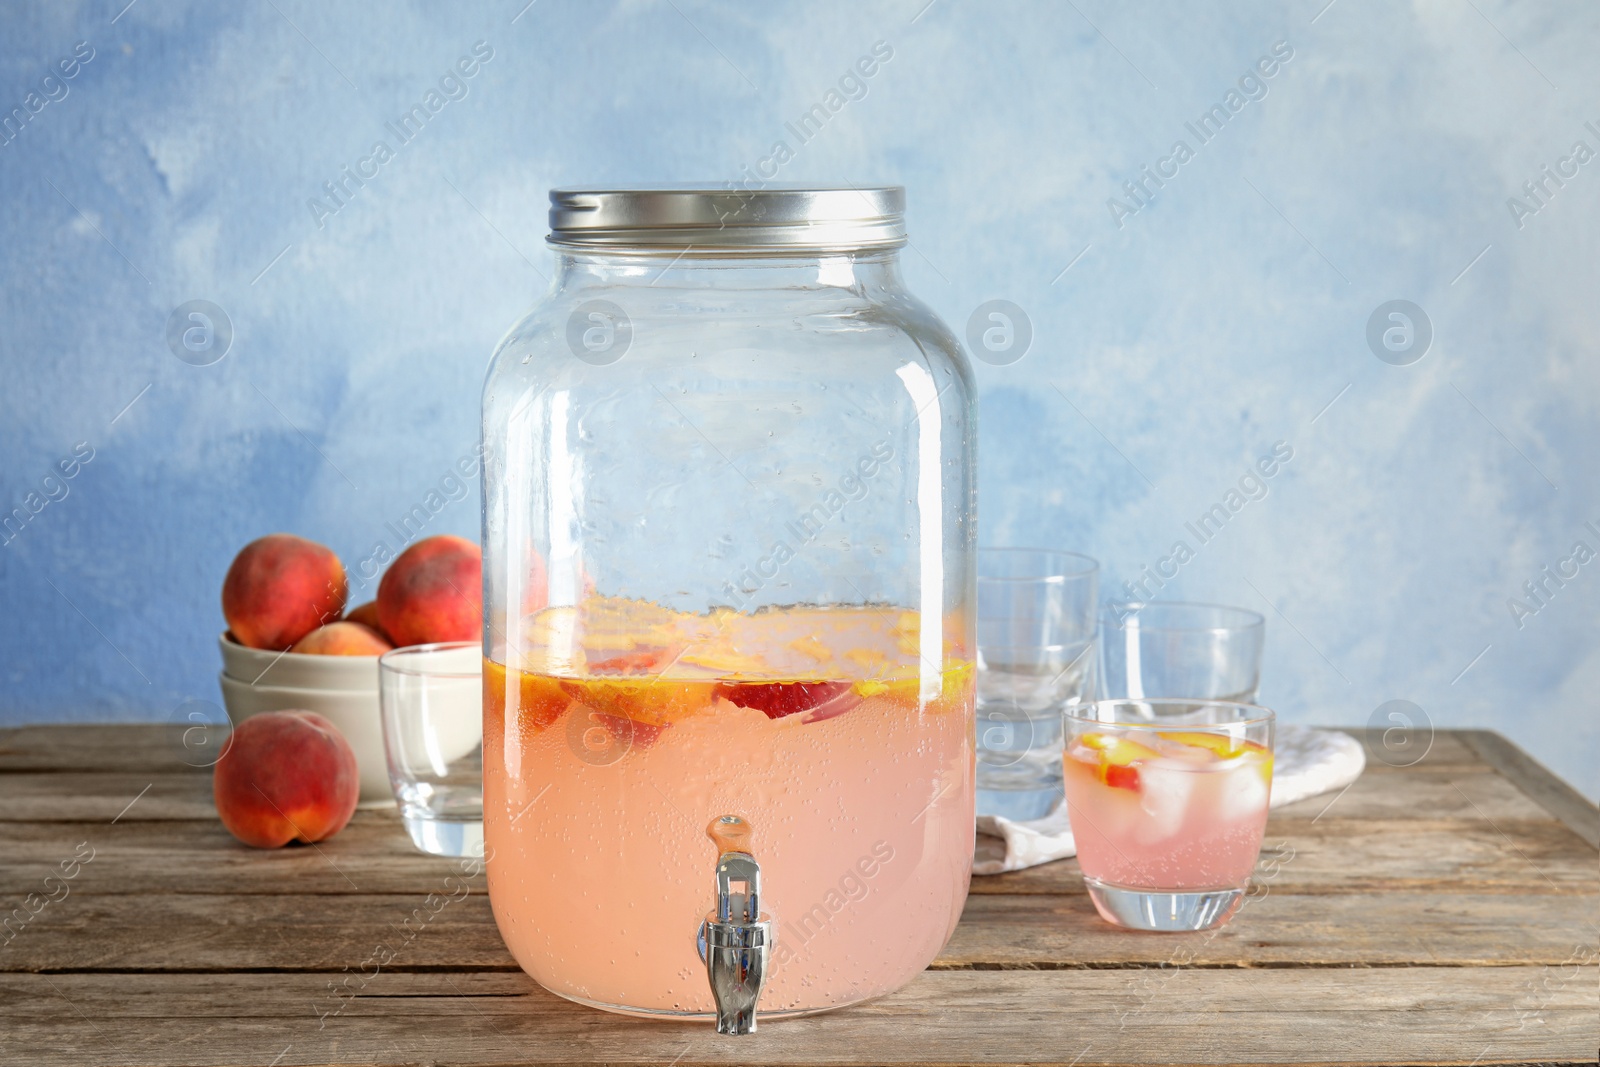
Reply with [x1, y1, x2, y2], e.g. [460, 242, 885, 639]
[1099, 602, 1264, 703]
[976, 549, 1099, 819]
[379, 642, 484, 857]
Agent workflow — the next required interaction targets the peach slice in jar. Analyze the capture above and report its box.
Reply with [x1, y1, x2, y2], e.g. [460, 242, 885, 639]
[561, 648, 718, 741]
[716, 680, 860, 723]
[484, 660, 571, 734]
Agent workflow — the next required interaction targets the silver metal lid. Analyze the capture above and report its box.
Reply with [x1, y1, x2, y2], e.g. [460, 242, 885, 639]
[548, 185, 906, 254]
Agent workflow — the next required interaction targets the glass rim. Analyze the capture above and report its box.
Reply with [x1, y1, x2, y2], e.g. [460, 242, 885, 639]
[1066, 697, 1276, 730]
[977, 547, 1100, 583]
[976, 640, 1097, 653]
[378, 641, 482, 679]
[1101, 600, 1265, 632]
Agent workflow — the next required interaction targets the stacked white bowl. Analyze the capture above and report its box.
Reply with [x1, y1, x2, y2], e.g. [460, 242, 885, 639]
[216, 633, 393, 807]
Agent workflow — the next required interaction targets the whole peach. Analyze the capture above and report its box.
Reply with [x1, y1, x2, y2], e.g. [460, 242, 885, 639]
[377, 535, 482, 646]
[223, 534, 347, 651]
[213, 711, 359, 848]
[343, 600, 388, 640]
[291, 621, 394, 656]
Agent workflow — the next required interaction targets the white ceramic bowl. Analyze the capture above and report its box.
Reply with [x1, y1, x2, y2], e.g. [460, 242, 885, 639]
[216, 672, 392, 807]
[218, 632, 382, 691]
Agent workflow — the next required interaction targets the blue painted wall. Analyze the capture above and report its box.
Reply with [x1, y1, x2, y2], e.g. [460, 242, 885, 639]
[1, 0, 1595, 801]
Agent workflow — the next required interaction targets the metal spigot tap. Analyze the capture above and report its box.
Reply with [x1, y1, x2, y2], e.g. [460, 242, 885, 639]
[697, 814, 774, 1035]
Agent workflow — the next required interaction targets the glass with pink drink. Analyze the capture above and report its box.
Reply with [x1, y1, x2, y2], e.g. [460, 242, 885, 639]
[1063, 699, 1274, 931]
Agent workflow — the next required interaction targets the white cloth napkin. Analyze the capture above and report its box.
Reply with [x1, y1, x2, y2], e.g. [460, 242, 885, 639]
[974, 726, 1367, 875]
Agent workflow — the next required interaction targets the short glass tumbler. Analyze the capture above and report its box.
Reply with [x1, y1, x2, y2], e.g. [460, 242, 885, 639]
[379, 642, 484, 857]
[1063, 699, 1274, 931]
[977, 549, 1099, 648]
[975, 548, 1098, 819]
[1099, 602, 1264, 703]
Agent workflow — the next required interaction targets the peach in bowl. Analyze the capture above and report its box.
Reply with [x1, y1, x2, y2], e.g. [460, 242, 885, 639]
[219, 630, 389, 691]
[216, 533, 486, 808]
[217, 629, 484, 807]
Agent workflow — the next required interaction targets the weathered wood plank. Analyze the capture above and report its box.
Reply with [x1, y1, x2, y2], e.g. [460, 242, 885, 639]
[2, 968, 1593, 1066]
[938, 889, 1600, 970]
[0, 723, 211, 773]
[0, 725, 1556, 774]
[2, 887, 1593, 974]
[0, 724, 1517, 777]
[0, 771, 217, 822]
[0, 816, 457, 897]
[1342, 727, 1482, 770]
[0, 756, 1560, 828]
[1456, 729, 1600, 848]
[1266, 761, 1557, 823]
[0, 888, 502, 974]
[0, 810, 1591, 899]
[2, 725, 1587, 846]
[2, 724, 1594, 1066]
[969, 817, 1597, 896]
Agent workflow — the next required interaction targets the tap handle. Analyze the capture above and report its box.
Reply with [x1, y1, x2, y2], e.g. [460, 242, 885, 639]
[707, 813, 753, 856]
[707, 816, 760, 923]
[699, 813, 773, 1036]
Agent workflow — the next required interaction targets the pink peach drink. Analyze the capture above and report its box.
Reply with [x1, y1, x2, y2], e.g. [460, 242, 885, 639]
[1062, 700, 1274, 931]
[483, 598, 976, 1017]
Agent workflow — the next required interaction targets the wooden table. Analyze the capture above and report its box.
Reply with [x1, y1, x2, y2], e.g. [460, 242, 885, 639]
[1, 725, 1594, 1066]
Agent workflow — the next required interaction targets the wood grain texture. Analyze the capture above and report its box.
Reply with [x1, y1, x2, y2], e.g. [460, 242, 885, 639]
[0, 771, 214, 822]
[2, 888, 1593, 974]
[1, 969, 1594, 1066]
[0, 755, 1561, 826]
[1455, 729, 1600, 848]
[0, 813, 1590, 898]
[968, 818, 1596, 896]
[0, 725, 1494, 776]
[0, 723, 208, 772]
[0, 724, 1595, 1067]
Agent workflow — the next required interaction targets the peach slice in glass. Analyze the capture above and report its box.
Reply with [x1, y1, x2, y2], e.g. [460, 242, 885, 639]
[1080, 732, 1159, 790]
[1157, 731, 1273, 783]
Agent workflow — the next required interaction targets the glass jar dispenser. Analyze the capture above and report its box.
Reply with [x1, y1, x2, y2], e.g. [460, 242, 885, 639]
[481, 186, 977, 1025]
